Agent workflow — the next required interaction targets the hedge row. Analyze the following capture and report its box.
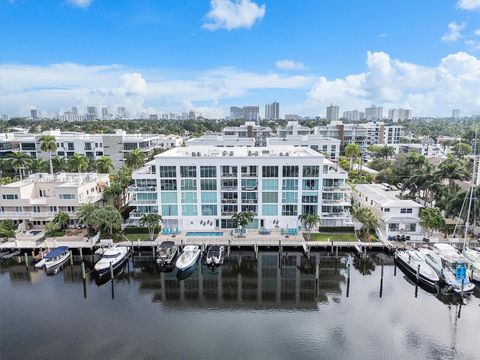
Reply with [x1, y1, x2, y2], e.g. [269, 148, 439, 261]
[318, 226, 355, 233]
[123, 226, 160, 234]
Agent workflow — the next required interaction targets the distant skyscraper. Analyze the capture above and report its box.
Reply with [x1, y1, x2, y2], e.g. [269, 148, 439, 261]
[326, 104, 340, 122]
[388, 108, 412, 122]
[230, 106, 244, 120]
[149, 114, 159, 120]
[243, 106, 260, 122]
[30, 109, 39, 120]
[117, 106, 129, 119]
[343, 110, 360, 121]
[365, 105, 383, 121]
[188, 111, 196, 120]
[452, 109, 461, 119]
[71, 106, 78, 116]
[86, 106, 97, 120]
[1, 113, 10, 121]
[264, 102, 280, 120]
[101, 107, 109, 119]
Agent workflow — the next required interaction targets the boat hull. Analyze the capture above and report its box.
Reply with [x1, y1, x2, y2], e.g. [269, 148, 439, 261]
[394, 255, 439, 291]
[95, 252, 130, 276]
[176, 251, 200, 270]
[45, 252, 70, 274]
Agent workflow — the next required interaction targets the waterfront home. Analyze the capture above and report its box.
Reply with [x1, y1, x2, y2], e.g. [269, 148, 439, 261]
[128, 145, 350, 231]
[351, 183, 423, 239]
[0, 172, 109, 230]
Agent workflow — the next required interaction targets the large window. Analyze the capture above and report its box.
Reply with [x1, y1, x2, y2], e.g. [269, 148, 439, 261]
[282, 179, 298, 190]
[201, 179, 217, 191]
[282, 192, 298, 204]
[160, 192, 177, 204]
[159, 166, 176, 178]
[262, 204, 278, 216]
[136, 179, 157, 187]
[262, 179, 278, 190]
[262, 166, 278, 178]
[200, 166, 216, 178]
[221, 192, 238, 202]
[182, 205, 197, 216]
[136, 193, 157, 201]
[161, 205, 178, 216]
[241, 165, 257, 177]
[241, 192, 258, 203]
[303, 166, 319, 177]
[282, 166, 299, 178]
[221, 166, 237, 177]
[302, 205, 318, 215]
[160, 179, 177, 191]
[221, 179, 237, 190]
[262, 192, 278, 203]
[221, 204, 237, 215]
[201, 205, 217, 216]
[201, 192, 217, 203]
[302, 193, 318, 203]
[181, 179, 197, 191]
[282, 205, 298, 216]
[389, 223, 400, 231]
[241, 179, 258, 190]
[302, 179, 319, 190]
[181, 192, 197, 203]
[180, 166, 197, 178]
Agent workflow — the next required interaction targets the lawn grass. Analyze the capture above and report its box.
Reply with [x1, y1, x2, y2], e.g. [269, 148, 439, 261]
[123, 233, 154, 242]
[309, 232, 358, 242]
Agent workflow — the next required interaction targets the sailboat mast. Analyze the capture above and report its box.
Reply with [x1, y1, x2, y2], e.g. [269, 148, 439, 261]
[463, 133, 477, 250]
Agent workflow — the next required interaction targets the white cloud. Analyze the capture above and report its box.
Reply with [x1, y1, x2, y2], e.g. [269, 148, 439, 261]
[275, 59, 306, 70]
[0, 63, 313, 117]
[67, 0, 92, 8]
[203, 0, 265, 31]
[465, 39, 480, 51]
[457, 0, 480, 10]
[441, 21, 466, 42]
[307, 51, 480, 117]
[474, 28, 480, 36]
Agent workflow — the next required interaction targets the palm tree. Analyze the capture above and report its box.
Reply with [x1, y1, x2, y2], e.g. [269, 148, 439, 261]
[53, 211, 70, 230]
[351, 206, 378, 242]
[298, 213, 320, 240]
[102, 183, 124, 207]
[9, 152, 32, 180]
[28, 158, 49, 174]
[45, 221, 59, 237]
[419, 207, 445, 237]
[435, 155, 470, 190]
[231, 211, 254, 231]
[125, 148, 145, 169]
[139, 213, 162, 240]
[94, 206, 123, 235]
[39, 135, 57, 174]
[68, 153, 89, 173]
[52, 156, 67, 173]
[344, 143, 361, 171]
[76, 203, 97, 230]
[96, 156, 113, 174]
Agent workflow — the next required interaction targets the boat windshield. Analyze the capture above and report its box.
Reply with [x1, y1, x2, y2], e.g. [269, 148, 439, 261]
[104, 253, 120, 259]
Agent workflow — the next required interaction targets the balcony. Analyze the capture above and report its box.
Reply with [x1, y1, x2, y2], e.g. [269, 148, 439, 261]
[129, 199, 158, 206]
[221, 211, 237, 216]
[241, 199, 258, 204]
[321, 212, 347, 218]
[221, 173, 238, 178]
[128, 185, 157, 193]
[221, 186, 238, 191]
[241, 186, 257, 191]
[323, 186, 346, 192]
[241, 173, 257, 177]
[221, 199, 238, 204]
[322, 199, 347, 205]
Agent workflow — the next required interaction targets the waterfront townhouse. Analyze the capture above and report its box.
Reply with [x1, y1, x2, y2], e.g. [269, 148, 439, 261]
[128, 145, 350, 231]
[351, 183, 423, 240]
[0, 172, 109, 229]
[0, 129, 183, 168]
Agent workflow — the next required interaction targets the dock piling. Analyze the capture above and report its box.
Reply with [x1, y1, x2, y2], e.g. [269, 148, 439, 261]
[81, 261, 86, 280]
[110, 261, 114, 280]
[415, 264, 420, 298]
[228, 239, 231, 259]
[346, 263, 351, 298]
[24, 252, 28, 269]
[461, 279, 464, 301]
[79, 247, 83, 261]
[69, 251, 73, 267]
[380, 263, 384, 298]
[335, 246, 338, 258]
[330, 240, 334, 254]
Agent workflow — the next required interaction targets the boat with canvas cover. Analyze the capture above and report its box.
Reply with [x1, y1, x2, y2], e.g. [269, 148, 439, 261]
[44, 247, 70, 273]
[156, 241, 178, 267]
[176, 245, 201, 270]
[206, 245, 224, 266]
[94, 246, 130, 276]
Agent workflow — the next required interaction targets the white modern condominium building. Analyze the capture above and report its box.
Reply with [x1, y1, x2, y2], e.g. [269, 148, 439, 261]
[0, 173, 109, 229]
[129, 146, 350, 231]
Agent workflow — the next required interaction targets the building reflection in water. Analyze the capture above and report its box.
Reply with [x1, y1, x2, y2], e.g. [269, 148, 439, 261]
[136, 251, 348, 310]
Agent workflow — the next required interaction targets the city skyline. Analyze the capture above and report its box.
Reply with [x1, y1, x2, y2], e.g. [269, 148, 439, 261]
[1, 0, 479, 118]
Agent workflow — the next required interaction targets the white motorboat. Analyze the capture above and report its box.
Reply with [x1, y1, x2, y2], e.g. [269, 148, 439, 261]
[206, 245, 224, 266]
[156, 241, 178, 267]
[419, 248, 475, 293]
[94, 246, 130, 276]
[176, 245, 201, 270]
[462, 248, 480, 282]
[44, 247, 70, 272]
[394, 249, 440, 289]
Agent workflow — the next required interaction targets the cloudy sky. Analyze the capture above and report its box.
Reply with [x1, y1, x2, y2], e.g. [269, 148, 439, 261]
[1, 0, 479, 118]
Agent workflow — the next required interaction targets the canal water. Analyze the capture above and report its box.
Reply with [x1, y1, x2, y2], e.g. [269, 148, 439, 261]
[1, 251, 479, 360]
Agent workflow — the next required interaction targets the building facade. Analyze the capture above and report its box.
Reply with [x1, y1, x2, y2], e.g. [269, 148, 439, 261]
[0, 173, 109, 229]
[222, 121, 272, 146]
[264, 102, 280, 120]
[326, 105, 339, 122]
[129, 146, 350, 230]
[388, 108, 412, 122]
[365, 105, 383, 121]
[266, 135, 340, 159]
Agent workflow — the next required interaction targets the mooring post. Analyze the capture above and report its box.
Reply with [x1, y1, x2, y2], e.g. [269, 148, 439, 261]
[380, 262, 384, 298]
[363, 246, 367, 258]
[346, 263, 351, 298]
[83, 280, 87, 299]
[69, 251, 73, 266]
[279, 239, 282, 255]
[228, 239, 231, 258]
[181, 239, 184, 251]
[152, 246, 155, 259]
[137, 239, 141, 257]
[24, 252, 28, 268]
[79, 247, 83, 261]
[110, 261, 114, 280]
[81, 261, 86, 280]
[330, 240, 333, 254]
[335, 246, 338, 258]
[461, 279, 464, 301]
[415, 264, 420, 298]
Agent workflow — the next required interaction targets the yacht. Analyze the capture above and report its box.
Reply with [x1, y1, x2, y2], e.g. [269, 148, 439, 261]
[94, 246, 130, 276]
[419, 247, 475, 294]
[176, 245, 201, 270]
[206, 245, 224, 266]
[44, 247, 70, 273]
[156, 241, 178, 267]
[394, 249, 440, 289]
[462, 248, 480, 282]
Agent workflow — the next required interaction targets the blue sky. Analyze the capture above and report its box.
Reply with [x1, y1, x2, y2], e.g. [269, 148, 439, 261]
[1, 0, 479, 118]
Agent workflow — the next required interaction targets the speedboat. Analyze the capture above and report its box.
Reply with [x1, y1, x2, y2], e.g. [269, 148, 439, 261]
[94, 246, 130, 276]
[394, 249, 440, 289]
[176, 245, 201, 270]
[156, 241, 178, 267]
[44, 246, 70, 273]
[206, 245, 224, 266]
[419, 248, 475, 293]
[462, 248, 480, 282]
[0, 249, 20, 261]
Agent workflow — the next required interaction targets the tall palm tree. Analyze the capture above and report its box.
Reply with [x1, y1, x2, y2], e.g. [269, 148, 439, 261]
[39, 135, 57, 174]
[68, 153, 89, 173]
[28, 158, 49, 174]
[125, 148, 145, 169]
[351, 206, 378, 242]
[231, 211, 254, 231]
[94, 205, 122, 235]
[102, 183, 124, 207]
[52, 156, 67, 173]
[344, 143, 361, 171]
[76, 203, 97, 229]
[96, 156, 113, 174]
[53, 211, 70, 230]
[435, 155, 470, 190]
[9, 152, 32, 180]
[140, 213, 162, 240]
[298, 213, 320, 240]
